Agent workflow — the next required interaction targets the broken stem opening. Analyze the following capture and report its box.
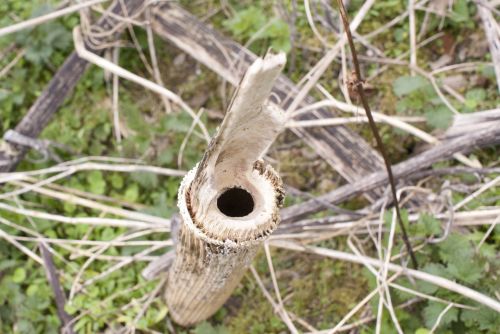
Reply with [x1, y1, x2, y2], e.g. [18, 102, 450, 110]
[217, 187, 254, 217]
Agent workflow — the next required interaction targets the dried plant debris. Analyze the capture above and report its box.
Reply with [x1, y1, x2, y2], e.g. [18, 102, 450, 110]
[0, 0, 499, 333]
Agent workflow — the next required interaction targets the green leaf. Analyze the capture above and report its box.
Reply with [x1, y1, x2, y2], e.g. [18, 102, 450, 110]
[157, 148, 174, 165]
[464, 88, 486, 112]
[425, 106, 453, 129]
[438, 233, 473, 264]
[15, 319, 35, 333]
[26, 284, 39, 297]
[415, 329, 430, 334]
[446, 258, 483, 284]
[477, 242, 496, 259]
[465, 88, 486, 102]
[462, 306, 500, 331]
[393, 75, 428, 96]
[124, 183, 139, 202]
[464, 99, 477, 110]
[437, 233, 485, 284]
[0, 260, 17, 271]
[421, 213, 442, 235]
[163, 113, 192, 132]
[63, 201, 76, 214]
[394, 28, 406, 42]
[101, 227, 117, 241]
[450, 0, 470, 23]
[423, 302, 458, 329]
[260, 19, 291, 52]
[12, 268, 27, 283]
[131, 172, 158, 189]
[65, 303, 78, 315]
[145, 191, 174, 217]
[480, 65, 495, 79]
[110, 173, 124, 189]
[223, 7, 266, 39]
[87, 170, 106, 195]
[74, 316, 91, 332]
[153, 303, 168, 324]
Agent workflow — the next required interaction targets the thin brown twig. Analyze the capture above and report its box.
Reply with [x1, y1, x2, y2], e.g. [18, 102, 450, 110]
[335, 0, 418, 268]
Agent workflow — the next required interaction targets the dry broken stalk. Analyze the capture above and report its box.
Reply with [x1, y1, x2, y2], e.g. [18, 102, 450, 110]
[165, 52, 287, 326]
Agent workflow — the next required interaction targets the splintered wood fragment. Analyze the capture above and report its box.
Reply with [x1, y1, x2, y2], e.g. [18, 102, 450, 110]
[165, 53, 286, 326]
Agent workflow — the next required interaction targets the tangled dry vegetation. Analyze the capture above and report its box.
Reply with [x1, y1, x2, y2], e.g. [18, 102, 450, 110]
[0, 0, 499, 333]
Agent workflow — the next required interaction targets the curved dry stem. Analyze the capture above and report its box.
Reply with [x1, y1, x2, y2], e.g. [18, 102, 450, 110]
[72, 26, 211, 143]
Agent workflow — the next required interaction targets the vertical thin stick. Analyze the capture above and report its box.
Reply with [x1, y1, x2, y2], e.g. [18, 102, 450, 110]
[335, 0, 418, 268]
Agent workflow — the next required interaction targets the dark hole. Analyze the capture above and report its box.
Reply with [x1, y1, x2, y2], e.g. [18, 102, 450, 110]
[217, 187, 254, 217]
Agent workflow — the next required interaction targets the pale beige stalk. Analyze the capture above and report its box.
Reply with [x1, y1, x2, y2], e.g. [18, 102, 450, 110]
[165, 53, 287, 326]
